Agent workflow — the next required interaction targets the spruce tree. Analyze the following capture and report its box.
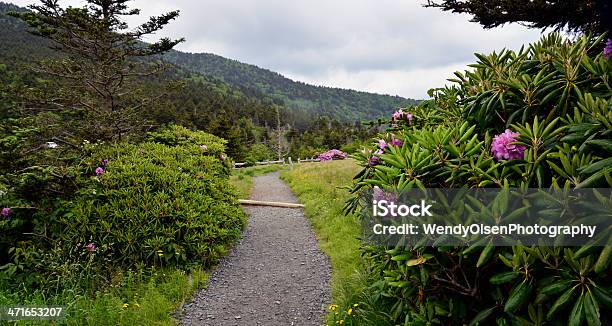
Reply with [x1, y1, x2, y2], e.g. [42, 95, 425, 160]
[424, 0, 611, 34]
[10, 0, 184, 141]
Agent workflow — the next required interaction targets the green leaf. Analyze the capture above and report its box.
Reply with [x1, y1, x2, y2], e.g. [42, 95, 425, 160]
[388, 281, 410, 288]
[476, 245, 495, 268]
[547, 286, 576, 320]
[391, 254, 410, 261]
[406, 256, 428, 266]
[576, 167, 612, 188]
[468, 306, 496, 326]
[568, 294, 584, 326]
[574, 245, 597, 260]
[540, 280, 573, 296]
[584, 140, 612, 154]
[584, 291, 601, 326]
[594, 246, 612, 274]
[592, 287, 612, 309]
[489, 271, 519, 285]
[504, 280, 532, 313]
[580, 158, 612, 175]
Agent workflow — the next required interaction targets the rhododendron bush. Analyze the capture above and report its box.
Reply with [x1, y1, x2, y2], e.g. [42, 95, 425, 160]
[318, 149, 348, 161]
[345, 33, 611, 325]
[0, 126, 244, 294]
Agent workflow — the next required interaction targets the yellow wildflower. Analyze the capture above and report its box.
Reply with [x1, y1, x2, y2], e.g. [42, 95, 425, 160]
[347, 308, 353, 316]
[353, 303, 359, 307]
[328, 304, 338, 311]
[134, 303, 141, 308]
[122, 303, 129, 309]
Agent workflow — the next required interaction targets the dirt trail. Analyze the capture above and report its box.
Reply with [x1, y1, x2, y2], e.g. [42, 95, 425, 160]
[180, 172, 331, 325]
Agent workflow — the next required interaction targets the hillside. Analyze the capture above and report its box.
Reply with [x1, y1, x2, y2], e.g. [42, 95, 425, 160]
[163, 51, 418, 121]
[0, 2, 417, 122]
[0, 1, 286, 160]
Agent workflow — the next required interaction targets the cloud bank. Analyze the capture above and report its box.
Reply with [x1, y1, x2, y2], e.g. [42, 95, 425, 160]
[10, 0, 544, 98]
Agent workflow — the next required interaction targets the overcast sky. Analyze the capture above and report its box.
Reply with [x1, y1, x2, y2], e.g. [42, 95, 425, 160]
[10, 0, 543, 99]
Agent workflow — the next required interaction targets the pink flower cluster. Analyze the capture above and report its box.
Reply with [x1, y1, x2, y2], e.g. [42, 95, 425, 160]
[392, 109, 413, 125]
[1, 208, 10, 218]
[605, 39, 612, 59]
[370, 134, 403, 166]
[318, 149, 348, 161]
[85, 242, 97, 252]
[491, 129, 526, 160]
[95, 159, 109, 176]
[373, 186, 398, 203]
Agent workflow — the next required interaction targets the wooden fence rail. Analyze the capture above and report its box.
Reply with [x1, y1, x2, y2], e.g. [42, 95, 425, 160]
[233, 157, 320, 169]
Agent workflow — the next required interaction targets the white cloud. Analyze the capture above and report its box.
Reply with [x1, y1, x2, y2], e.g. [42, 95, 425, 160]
[284, 62, 471, 98]
[8, 0, 544, 98]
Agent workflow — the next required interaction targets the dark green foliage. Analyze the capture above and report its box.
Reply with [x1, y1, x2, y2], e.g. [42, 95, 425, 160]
[65, 140, 244, 269]
[0, 126, 245, 295]
[287, 117, 377, 159]
[244, 143, 275, 165]
[346, 33, 611, 325]
[0, 3, 376, 161]
[425, 0, 610, 34]
[449, 33, 611, 133]
[163, 51, 418, 122]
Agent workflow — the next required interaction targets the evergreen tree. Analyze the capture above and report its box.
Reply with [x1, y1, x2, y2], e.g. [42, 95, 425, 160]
[10, 0, 184, 141]
[424, 0, 611, 34]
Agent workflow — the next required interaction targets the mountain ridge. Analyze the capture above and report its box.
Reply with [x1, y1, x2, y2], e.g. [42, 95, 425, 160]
[163, 50, 417, 121]
[0, 1, 418, 121]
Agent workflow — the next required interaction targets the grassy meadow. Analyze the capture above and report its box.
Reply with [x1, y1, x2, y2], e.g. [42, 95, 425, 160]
[280, 160, 365, 323]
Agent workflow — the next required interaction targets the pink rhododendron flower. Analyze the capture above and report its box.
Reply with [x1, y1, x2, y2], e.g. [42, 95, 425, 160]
[373, 186, 398, 203]
[95, 167, 105, 175]
[318, 149, 348, 161]
[491, 129, 526, 160]
[390, 135, 403, 147]
[392, 109, 413, 124]
[220, 154, 226, 161]
[378, 139, 388, 150]
[1, 208, 10, 218]
[85, 242, 97, 252]
[605, 39, 612, 59]
[368, 156, 380, 166]
[102, 159, 109, 165]
[367, 149, 383, 166]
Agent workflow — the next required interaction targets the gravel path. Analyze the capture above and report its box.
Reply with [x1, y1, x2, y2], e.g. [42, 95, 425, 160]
[180, 172, 331, 326]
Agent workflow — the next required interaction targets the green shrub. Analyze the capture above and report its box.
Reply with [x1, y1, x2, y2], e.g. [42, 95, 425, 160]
[340, 140, 366, 155]
[0, 126, 245, 296]
[244, 143, 275, 165]
[346, 33, 611, 325]
[147, 125, 226, 155]
[65, 141, 245, 268]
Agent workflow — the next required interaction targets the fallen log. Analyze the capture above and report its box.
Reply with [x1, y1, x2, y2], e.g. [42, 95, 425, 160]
[238, 199, 304, 208]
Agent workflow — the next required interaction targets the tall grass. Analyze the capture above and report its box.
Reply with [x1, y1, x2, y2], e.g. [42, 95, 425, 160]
[280, 160, 365, 323]
[0, 268, 207, 325]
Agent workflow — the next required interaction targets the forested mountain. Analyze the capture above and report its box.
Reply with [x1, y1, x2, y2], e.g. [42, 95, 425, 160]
[0, 2, 400, 159]
[0, 2, 417, 123]
[0, 2, 287, 159]
[163, 51, 418, 121]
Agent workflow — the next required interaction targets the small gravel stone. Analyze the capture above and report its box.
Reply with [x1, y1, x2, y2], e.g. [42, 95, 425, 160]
[179, 172, 331, 325]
